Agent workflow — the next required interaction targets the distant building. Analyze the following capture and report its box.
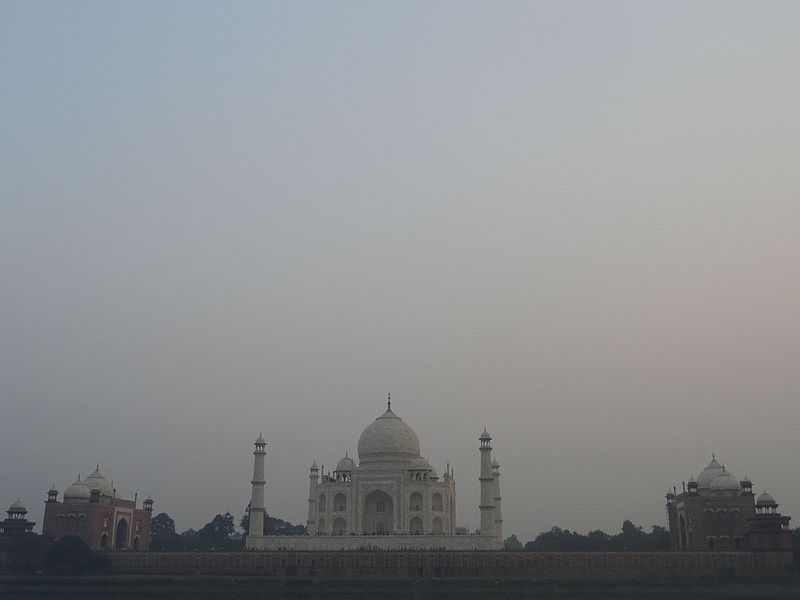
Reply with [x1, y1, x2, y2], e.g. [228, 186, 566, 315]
[0, 499, 35, 541]
[246, 398, 503, 550]
[41, 466, 153, 551]
[666, 455, 792, 551]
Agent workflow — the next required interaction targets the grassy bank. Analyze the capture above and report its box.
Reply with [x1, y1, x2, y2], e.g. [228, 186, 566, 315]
[3, 574, 800, 599]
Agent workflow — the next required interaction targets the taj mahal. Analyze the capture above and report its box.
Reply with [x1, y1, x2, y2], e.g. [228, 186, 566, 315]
[245, 397, 503, 550]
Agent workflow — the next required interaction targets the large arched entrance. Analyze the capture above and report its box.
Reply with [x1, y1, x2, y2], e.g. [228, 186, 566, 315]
[362, 490, 393, 534]
[115, 519, 129, 550]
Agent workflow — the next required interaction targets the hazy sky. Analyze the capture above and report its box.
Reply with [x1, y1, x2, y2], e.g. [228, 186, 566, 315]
[2, 1, 799, 543]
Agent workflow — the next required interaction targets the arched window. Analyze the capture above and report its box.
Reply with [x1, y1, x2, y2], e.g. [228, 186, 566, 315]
[133, 536, 140, 551]
[432, 493, 443, 512]
[410, 517, 423, 534]
[318, 494, 326, 512]
[333, 517, 346, 535]
[318, 518, 326, 534]
[376, 501, 385, 513]
[432, 517, 443, 535]
[409, 492, 423, 512]
[333, 494, 347, 512]
[100, 533, 108, 548]
[717, 510, 727, 524]
[707, 537, 715, 550]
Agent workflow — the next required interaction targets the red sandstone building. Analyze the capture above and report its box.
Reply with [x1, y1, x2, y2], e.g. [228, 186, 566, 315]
[41, 466, 153, 551]
[666, 455, 791, 552]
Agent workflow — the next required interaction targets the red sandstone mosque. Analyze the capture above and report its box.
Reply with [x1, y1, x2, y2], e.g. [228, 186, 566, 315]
[666, 455, 791, 552]
[40, 466, 153, 551]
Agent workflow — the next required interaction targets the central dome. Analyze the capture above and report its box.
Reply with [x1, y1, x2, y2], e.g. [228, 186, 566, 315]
[357, 407, 421, 465]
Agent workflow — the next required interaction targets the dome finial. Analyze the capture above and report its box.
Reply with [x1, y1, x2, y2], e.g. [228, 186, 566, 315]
[387, 392, 391, 410]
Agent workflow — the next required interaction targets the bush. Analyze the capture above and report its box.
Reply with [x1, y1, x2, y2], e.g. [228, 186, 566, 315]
[42, 536, 110, 575]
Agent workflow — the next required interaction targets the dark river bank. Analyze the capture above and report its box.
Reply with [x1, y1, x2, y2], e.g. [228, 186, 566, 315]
[3, 575, 800, 600]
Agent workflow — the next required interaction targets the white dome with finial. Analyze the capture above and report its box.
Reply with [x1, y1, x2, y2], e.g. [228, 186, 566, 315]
[409, 456, 432, 471]
[357, 400, 421, 466]
[710, 468, 740, 493]
[63, 476, 90, 502]
[336, 452, 355, 472]
[85, 466, 114, 496]
[697, 455, 725, 490]
[757, 491, 777, 506]
[8, 499, 26, 513]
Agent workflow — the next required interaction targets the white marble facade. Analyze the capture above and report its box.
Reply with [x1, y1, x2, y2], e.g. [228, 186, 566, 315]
[246, 400, 503, 551]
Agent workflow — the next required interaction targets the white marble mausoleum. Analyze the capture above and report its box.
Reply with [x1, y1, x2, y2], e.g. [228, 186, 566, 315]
[245, 398, 503, 550]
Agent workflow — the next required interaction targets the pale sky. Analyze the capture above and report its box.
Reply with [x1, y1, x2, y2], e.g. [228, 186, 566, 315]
[2, 1, 799, 543]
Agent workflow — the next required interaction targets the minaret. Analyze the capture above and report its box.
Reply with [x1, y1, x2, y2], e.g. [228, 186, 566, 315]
[479, 428, 495, 537]
[307, 461, 319, 535]
[492, 458, 503, 543]
[248, 434, 267, 540]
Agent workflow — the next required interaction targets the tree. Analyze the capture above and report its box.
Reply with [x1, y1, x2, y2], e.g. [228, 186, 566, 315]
[504, 534, 523, 551]
[241, 508, 305, 537]
[524, 521, 671, 552]
[182, 513, 238, 551]
[615, 519, 646, 551]
[42, 536, 109, 575]
[150, 512, 183, 551]
[150, 512, 176, 538]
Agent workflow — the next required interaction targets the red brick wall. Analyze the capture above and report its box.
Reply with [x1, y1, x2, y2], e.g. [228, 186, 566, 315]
[109, 550, 794, 577]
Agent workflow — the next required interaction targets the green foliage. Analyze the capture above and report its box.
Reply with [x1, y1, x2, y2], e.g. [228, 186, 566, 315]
[524, 521, 671, 552]
[240, 509, 306, 537]
[149, 513, 184, 551]
[504, 534, 523, 551]
[181, 513, 239, 551]
[150, 512, 175, 538]
[41, 536, 110, 575]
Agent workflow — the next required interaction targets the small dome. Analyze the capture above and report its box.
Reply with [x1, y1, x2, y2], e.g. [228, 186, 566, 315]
[8, 499, 26, 513]
[697, 456, 725, 489]
[491, 459, 500, 468]
[336, 453, 355, 472]
[357, 407, 421, 465]
[757, 491, 777, 506]
[710, 470, 739, 493]
[480, 428, 491, 440]
[409, 456, 432, 471]
[63, 477, 90, 502]
[255, 433, 265, 444]
[429, 467, 439, 479]
[85, 467, 114, 496]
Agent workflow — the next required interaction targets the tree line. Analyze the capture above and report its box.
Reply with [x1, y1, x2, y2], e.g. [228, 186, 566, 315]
[149, 509, 304, 551]
[504, 520, 672, 552]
